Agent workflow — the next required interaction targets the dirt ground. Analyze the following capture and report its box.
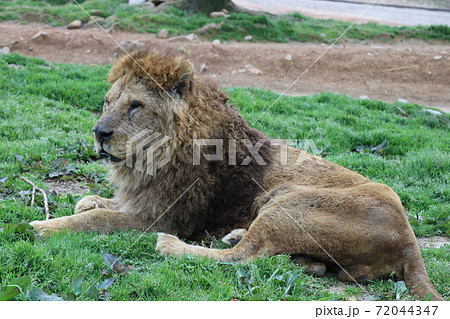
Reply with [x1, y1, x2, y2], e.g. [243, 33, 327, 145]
[1, 22, 449, 113]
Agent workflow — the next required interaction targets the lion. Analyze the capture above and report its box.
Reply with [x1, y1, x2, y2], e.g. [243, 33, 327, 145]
[30, 50, 443, 300]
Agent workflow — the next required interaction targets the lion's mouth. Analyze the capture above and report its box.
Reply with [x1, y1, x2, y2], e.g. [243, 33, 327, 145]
[99, 150, 122, 162]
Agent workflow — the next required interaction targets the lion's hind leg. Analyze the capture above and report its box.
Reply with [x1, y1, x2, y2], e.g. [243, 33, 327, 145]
[292, 256, 327, 277]
[337, 265, 375, 285]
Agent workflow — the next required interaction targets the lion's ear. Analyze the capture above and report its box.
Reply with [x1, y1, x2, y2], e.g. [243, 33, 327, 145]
[171, 61, 194, 98]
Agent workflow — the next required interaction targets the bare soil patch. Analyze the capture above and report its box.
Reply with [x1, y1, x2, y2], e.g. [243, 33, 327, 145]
[45, 179, 90, 196]
[1, 23, 449, 112]
[417, 236, 450, 249]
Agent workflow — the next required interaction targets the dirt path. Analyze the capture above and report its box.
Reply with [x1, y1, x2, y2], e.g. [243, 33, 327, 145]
[1, 23, 449, 112]
[234, 0, 450, 26]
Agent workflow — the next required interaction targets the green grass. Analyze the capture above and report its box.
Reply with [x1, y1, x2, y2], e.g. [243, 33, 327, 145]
[0, 0, 449, 43]
[0, 53, 448, 300]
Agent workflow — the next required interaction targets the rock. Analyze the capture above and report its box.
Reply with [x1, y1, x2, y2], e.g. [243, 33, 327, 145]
[86, 16, 106, 28]
[0, 47, 10, 54]
[424, 109, 442, 115]
[210, 11, 226, 19]
[359, 96, 369, 100]
[91, 9, 102, 15]
[245, 64, 262, 75]
[194, 22, 222, 34]
[212, 39, 221, 45]
[67, 20, 82, 29]
[31, 31, 48, 41]
[433, 56, 442, 60]
[244, 35, 252, 41]
[167, 33, 198, 43]
[199, 63, 208, 74]
[114, 40, 144, 56]
[185, 33, 197, 41]
[238, 69, 246, 73]
[129, 0, 145, 5]
[397, 99, 408, 103]
[158, 28, 169, 38]
[284, 54, 292, 61]
[140, 2, 155, 9]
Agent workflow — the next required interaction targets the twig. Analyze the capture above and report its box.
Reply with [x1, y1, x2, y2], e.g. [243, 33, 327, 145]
[20, 176, 50, 221]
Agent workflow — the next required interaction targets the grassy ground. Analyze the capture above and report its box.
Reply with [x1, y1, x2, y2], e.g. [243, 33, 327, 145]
[0, 54, 448, 300]
[0, 0, 449, 43]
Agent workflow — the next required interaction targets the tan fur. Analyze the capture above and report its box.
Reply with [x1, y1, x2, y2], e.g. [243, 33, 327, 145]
[30, 50, 443, 300]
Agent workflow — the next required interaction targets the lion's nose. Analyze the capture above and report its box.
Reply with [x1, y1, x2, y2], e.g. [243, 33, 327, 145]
[93, 125, 114, 143]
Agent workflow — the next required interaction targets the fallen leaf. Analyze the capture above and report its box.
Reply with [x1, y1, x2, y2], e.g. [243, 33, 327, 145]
[26, 288, 64, 301]
[103, 251, 134, 274]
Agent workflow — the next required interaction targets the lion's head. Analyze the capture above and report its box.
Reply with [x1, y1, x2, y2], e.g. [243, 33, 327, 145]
[93, 50, 196, 163]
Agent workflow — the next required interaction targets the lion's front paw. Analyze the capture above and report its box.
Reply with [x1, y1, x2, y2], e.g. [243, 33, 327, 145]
[221, 228, 247, 246]
[155, 233, 186, 257]
[29, 220, 50, 236]
[75, 195, 108, 214]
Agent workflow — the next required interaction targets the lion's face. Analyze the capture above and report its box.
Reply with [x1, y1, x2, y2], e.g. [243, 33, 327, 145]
[93, 51, 195, 164]
[93, 76, 174, 162]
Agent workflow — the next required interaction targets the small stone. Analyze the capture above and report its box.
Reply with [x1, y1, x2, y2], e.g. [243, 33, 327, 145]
[210, 11, 226, 19]
[185, 33, 198, 41]
[212, 39, 221, 45]
[84, 49, 91, 53]
[67, 20, 82, 30]
[128, 0, 145, 5]
[238, 69, 246, 73]
[424, 109, 442, 115]
[140, 2, 155, 9]
[284, 54, 292, 61]
[320, 33, 326, 37]
[31, 31, 48, 40]
[199, 63, 208, 74]
[158, 28, 168, 38]
[244, 35, 252, 41]
[195, 22, 222, 34]
[167, 33, 198, 43]
[367, 52, 373, 56]
[244, 64, 262, 75]
[91, 9, 102, 15]
[231, 70, 236, 75]
[0, 47, 10, 54]
[114, 40, 143, 56]
[359, 96, 369, 100]
[433, 56, 442, 60]
[397, 99, 408, 103]
[86, 16, 106, 28]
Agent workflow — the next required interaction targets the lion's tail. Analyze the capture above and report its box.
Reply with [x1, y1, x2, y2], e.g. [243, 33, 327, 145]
[403, 248, 443, 301]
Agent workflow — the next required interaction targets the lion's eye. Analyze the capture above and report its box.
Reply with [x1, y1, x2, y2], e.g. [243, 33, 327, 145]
[170, 86, 181, 99]
[127, 100, 143, 117]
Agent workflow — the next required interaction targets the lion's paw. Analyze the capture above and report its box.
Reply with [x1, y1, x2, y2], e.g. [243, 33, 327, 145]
[75, 195, 107, 214]
[155, 233, 186, 257]
[221, 228, 247, 246]
[29, 220, 50, 236]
